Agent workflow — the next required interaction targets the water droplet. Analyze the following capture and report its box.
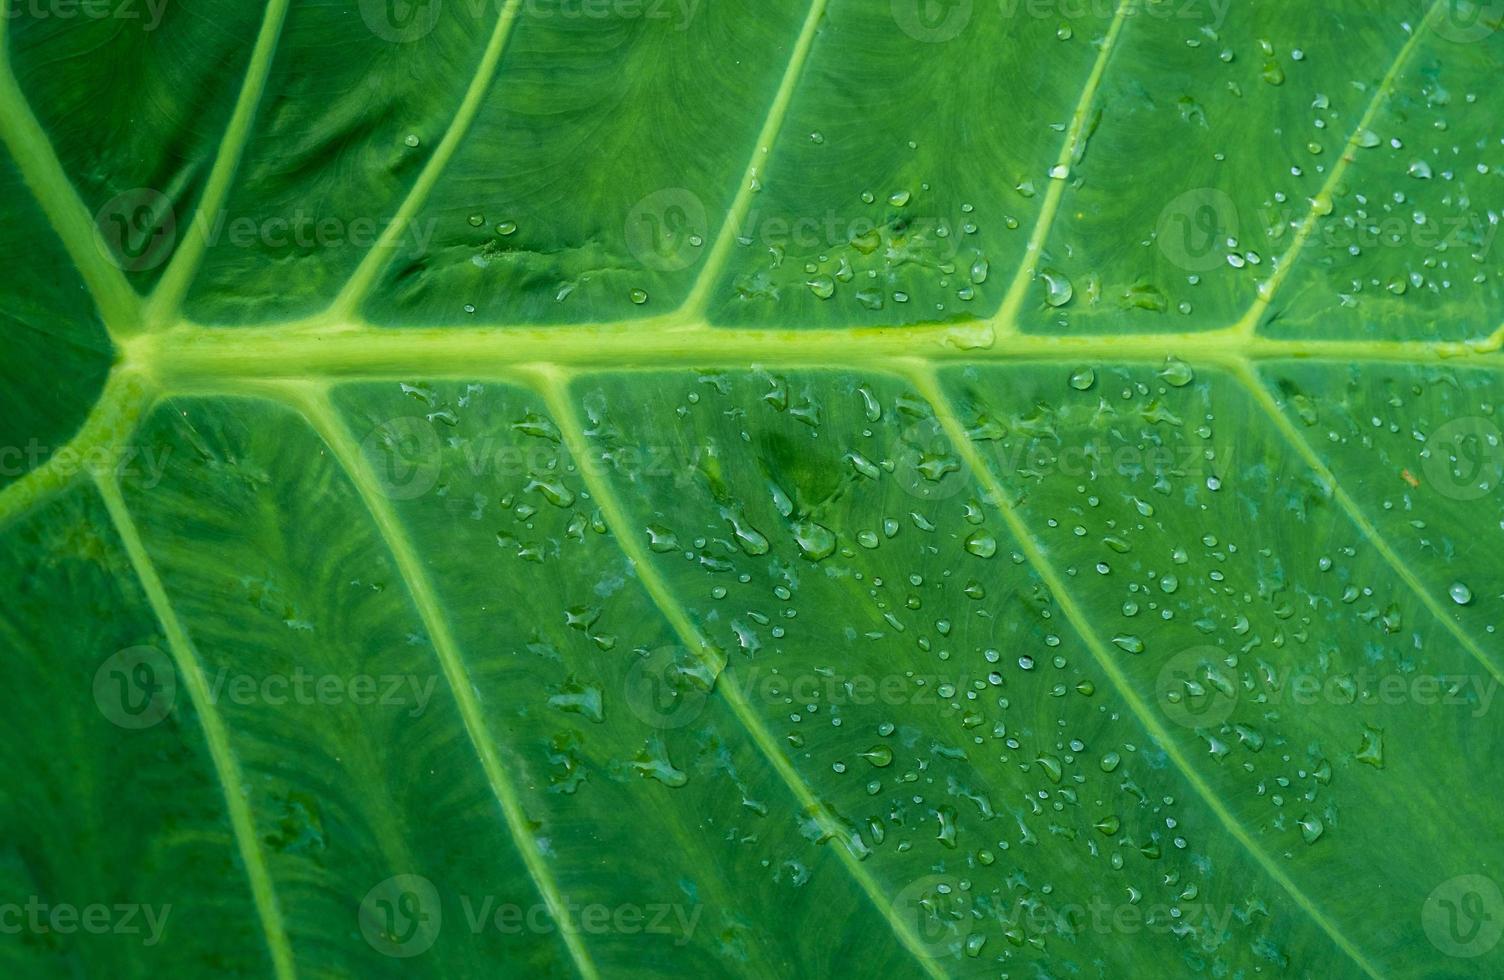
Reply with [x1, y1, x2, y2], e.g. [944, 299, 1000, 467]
[1356, 726, 1385, 768]
[629, 288, 649, 305]
[1041, 268, 1073, 307]
[807, 275, 835, 300]
[646, 524, 679, 553]
[1111, 634, 1145, 654]
[1068, 367, 1096, 391]
[793, 520, 836, 561]
[495, 220, 517, 236]
[1158, 357, 1194, 387]
[1449, 582, 1473, 605]
[964, 531, 998, 558]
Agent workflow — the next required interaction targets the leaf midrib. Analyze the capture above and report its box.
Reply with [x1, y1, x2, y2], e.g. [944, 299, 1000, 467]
[2, 0, 1495, 974]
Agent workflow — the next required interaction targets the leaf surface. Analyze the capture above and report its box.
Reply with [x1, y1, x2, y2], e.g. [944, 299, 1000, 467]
[3, 1, 1503, 977]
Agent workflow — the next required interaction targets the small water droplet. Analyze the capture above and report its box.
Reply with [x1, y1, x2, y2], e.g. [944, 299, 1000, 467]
[964, 531, 997, 558]
[1041, 268, 1073, 307]
[1159, 357, 1194, 387]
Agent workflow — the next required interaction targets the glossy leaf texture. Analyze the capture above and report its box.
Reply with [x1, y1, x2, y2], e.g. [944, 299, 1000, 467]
[2, 1, 1503, 978]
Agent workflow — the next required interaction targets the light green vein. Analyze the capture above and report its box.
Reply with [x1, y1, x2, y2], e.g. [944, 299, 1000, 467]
[331, 0, 526, 317]
[0, 3, 141, 336]
[1235, 0, 1446, 336]
[908, 365, 1386, 980]
[147, 0, 293, 325]
[994, 0, 1135, 333]
[535, 369, 952, 979]
[679, 0, 830, 318]
[292, 387, 601, 980]
[0, 370, 155, 532]
[1235, 360, 1504, 689]
[94, 471, 296, 980]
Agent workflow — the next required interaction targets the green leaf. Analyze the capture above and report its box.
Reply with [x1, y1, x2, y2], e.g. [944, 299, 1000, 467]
[3, 1, 1503, 977]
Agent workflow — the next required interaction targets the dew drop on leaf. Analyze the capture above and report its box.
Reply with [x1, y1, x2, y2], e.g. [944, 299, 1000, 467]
[1041, 268, 1073, 307]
